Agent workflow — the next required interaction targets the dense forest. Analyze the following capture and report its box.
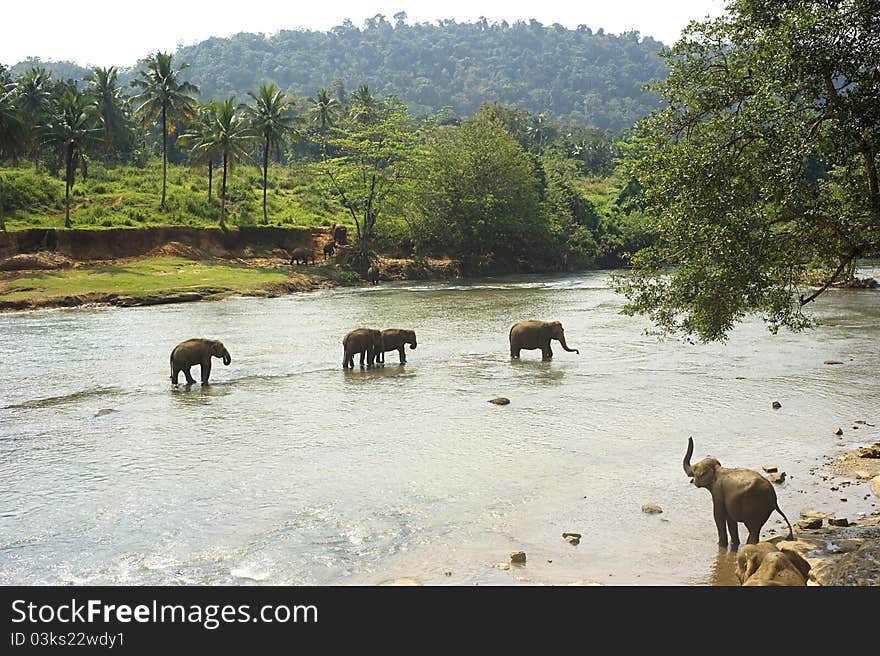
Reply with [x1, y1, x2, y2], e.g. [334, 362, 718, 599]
[0, 51, 647, 274]
[10, 16, 668, 132]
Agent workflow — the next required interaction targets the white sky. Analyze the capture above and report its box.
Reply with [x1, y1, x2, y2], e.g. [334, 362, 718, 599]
[2, 1, 728, 68]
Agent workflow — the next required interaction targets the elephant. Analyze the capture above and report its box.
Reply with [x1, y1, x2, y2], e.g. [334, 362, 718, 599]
[170, 338, 231, 385]
[290, 247, 316, 265]
[375, 329, 417, 364]
[735, 542, 810, 586]
[323, 241, 336, 260]
[367, 265, 380, 284]
[332, 224, 348, 245]
[683, 437, 794, 548]
[509, 320, 579, 360]
[342, 328, 383, 369]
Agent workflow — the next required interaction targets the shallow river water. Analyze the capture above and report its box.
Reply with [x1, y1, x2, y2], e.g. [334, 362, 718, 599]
[1, 267, 878, 585]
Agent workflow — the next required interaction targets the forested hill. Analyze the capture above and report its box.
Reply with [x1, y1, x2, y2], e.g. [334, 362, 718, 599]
[11, 17, 669, 132]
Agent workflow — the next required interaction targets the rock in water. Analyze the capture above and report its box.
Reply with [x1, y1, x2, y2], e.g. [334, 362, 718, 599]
[641, 504, 663, 514]
[94, 408, 115, 417]
[828, 517, 849, 527]
[834, 427, 844, 436]
[798, 517, 823, 530]
[762, 465, 778, 473]
[510, 551, 527, 564]
[772, 401, 782, 409]
[564, 535, 580, 546]
[489, 397, 510, 405]
[824, 359, 844, 365]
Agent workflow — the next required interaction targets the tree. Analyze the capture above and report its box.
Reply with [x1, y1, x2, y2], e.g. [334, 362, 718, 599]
[211, 98, 252, 227]
[41, 90, 102, 228]
[617, 0, 880, 342]
[85, 66, 131, 160]
[244, 84, 299, 223]
[323, 96, 415, 271]
[14, 67, 53, 169]
[131, 52, 199, 208]
[413, 106, 547, 270]
[177, 102, 220, 202]
[0, 87, 25, 230]
[349, 84, 378, 123]
[308, 88, 340, 133]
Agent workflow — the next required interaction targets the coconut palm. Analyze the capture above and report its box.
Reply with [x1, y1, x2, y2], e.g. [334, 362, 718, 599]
[0, 88, 25, 230]
[349, 84, 378, 123]
[85, 66, 130, 158]
[15, 67, 53, 169]
[211, 98, 252, 227]
[308, 88, 340, 133]
[244, 84, 299, 223]
[41, 90, 102, 228]
[131, 52, 199, 208]
[177, 102, 220, 202]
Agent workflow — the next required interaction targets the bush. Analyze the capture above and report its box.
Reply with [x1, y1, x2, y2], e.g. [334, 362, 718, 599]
[2, 170, 64, 211]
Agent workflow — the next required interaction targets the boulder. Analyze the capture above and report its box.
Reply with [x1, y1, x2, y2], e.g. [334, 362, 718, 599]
[823, 359, 844, 365]
[762, 465, 778, 473]
[772, 401, 782, 409]
[641, 504, 663, 514]
[857, 445, 880, 459]
[798, 517, 823, 530]
[510, 551, 527, 564]
[823, 543, 880, 586]
[871, 476, 880, 499]
[828, 517, 849, 527]
[489, 397, 510, 406]
[834, 427, 844, 436]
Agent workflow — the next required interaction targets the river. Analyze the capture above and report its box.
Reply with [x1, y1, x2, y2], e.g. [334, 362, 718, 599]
[1, 267, 878, 585]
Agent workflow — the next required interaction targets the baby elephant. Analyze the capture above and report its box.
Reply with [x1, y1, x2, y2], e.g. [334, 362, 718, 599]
[375, 329, 417, 364]
[683, 437, 794, 548]
[736, 542, 810, 586]
[290, 247, 316, 265]
[170, 338, 231, 385]
[342, 328, 383, 369]
[323, 242, 336, 260]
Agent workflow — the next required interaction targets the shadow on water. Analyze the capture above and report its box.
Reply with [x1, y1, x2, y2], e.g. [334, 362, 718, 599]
[341, 364, 417, 384]
[170, 382, 235, 406]
[4, 386, 124, 410]
[509, 358, 567, 383]
[705, 548, 740, 586]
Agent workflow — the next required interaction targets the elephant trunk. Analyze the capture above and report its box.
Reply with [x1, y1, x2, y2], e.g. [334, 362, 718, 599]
[409, 341, 417, 350]
[222, 350, 231, 366]
[558, 335, 579, 354]
[683, 436, 694, 477]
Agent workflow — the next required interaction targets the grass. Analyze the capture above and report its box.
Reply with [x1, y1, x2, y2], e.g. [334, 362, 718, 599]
[1, 161, 353, 231]
[0, 257, 294, 303]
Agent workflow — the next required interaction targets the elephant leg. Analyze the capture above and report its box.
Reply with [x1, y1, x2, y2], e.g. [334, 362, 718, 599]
[359, 349, 366, 368]
[745, 522, 762, 545]
[726, 517, 740, 548]
[510, 345, 520, 358]
[542, 342, 553, 360]
[171, 364, 181, 385]
[201, 359, 212, 384]
[713, 497, 729, 548]
[184, 366, 196, 385]
[398, 347, 406, 364]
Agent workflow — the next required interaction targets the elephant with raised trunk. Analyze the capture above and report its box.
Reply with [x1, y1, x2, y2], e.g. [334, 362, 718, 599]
[375, 329, 417, 364]
[683, 437, 794, 548]
[170, 338, 231, 385]
[342, 328, 383, 369]
[509, 320, 579, 360]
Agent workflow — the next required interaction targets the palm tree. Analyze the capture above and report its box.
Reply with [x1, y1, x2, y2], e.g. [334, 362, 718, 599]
[15, 67, 53, 169]
[212, 98, 252, 228]
[131, 52, 199, 208]
[177, 102, 220, 202]
[85, 66, 130, 159]
[0, 88, 25, 230]
[349, 84, 377, 123]
[308, 88, 340, 133]
[244, 84, 298, 224]
[41, 90, 102, 228]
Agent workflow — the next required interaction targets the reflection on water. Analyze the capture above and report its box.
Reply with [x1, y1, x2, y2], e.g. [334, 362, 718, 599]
[707, 548, 741, 587]
[0, 266, 878, 586]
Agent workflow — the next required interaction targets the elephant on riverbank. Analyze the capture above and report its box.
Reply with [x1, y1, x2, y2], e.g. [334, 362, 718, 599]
[683, 437, 794, 548]
[509, 320, 579, 360]
[375, 329, 417, 364]
[290, 247, 315, 265]
[342, 328, 383, 369]
[323, 242, 336, 260]
[170, 338, 231, 385]
[332, 224, 347, 245]
[367, 265, 380, 284]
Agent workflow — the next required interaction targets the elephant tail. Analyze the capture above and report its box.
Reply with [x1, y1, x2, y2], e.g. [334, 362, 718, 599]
[775, 504, 794, 541]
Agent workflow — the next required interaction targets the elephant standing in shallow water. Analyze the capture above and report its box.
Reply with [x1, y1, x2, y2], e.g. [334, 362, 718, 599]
[375, 329, 417, 364]
[170, 339, 231, 385]
[342, 328, 383, 369]
[683, 437, 794, 548]
[509, 320, 579, 360]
